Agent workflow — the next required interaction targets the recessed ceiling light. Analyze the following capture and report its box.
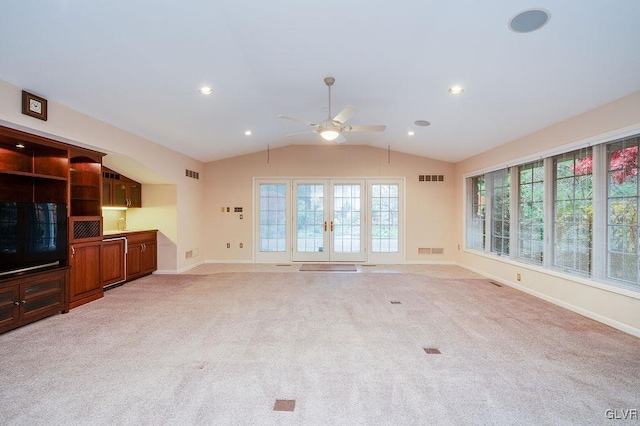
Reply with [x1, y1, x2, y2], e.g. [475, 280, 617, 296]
[244, 130, 252, 136]
[15, 143, 25, 149]
[199, 86, 213, 95]
[407, 131, 415, 136]
[509, 9, 551, 33]
[414, 120, 431, 127]
[448, 86, 464, 95]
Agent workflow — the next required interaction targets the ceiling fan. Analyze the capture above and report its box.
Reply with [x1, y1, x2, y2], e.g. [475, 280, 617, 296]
[278, 77, 386, 144]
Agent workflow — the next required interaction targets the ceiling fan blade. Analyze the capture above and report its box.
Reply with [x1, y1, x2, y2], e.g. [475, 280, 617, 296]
[278, 115, 318, 126]
[285, 131, 317, 138]
[334, 134, 347, 144]
[332, 105, 358, 124]
[346, 125, 387, 132]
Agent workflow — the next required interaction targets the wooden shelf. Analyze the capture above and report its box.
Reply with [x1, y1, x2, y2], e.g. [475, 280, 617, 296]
[0, 169, 68, 181]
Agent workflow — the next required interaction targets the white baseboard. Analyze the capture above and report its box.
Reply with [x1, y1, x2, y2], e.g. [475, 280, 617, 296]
[154, 260, 205, 275]
[205, 259, 254, 264]
[404, 260, 457, 265]
[457, 262, 640, 338]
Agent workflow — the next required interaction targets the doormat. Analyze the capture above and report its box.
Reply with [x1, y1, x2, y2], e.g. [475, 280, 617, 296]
[299, 263, 357, 272]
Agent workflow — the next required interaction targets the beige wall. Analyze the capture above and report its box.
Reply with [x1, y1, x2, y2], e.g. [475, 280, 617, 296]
[453, 91, 640, 336]
[204, 144, 456, 262]
[0, 79, 205, 272]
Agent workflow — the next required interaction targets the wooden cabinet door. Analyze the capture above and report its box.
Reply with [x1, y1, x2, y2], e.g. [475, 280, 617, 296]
[69, 242, 102, 309]
[128, 182, 141, 207]
[102, 180, 112, 206]
[141, 240, 157, 274]
[113, 182, 128, 206]
[127, 243, 143, 280]
[21, 270, 65, 321]
[0, 285, 19, 333]
[102, 239, 126, 287]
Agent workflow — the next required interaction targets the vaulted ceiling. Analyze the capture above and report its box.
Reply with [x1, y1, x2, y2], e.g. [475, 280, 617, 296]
[1, 1, 639, 163]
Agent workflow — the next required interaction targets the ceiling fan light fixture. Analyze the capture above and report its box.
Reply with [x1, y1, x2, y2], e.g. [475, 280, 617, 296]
[199, 86, 213, 95]
[319, 128, 340, 141]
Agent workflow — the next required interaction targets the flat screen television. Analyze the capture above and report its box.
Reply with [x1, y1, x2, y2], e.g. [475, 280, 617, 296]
[0, 202, 68, 276]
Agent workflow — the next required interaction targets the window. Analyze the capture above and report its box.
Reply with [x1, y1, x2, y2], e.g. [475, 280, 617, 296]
[467, 175, 486, 250]
[465, 132, 640, 293]
[466, 170, 509, 254]
[518, 161, 544, 264]
[489, 169, 510, 255]
[606, 137, 639, 286]
[553, 148, 593, 276]
[371, 184, 399, 253]
[259, 183, 287, 252]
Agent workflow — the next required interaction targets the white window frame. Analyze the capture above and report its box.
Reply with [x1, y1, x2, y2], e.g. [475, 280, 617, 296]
[254, 179, 291, 263]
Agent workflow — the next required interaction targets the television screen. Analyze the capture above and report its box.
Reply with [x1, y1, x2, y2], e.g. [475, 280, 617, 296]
[0, 202, 67, 275]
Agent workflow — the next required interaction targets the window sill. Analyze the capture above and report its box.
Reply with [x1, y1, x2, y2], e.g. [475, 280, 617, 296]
[462, 248, 640, 301]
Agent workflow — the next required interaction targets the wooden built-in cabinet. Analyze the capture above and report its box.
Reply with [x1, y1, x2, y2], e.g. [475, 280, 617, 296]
[68, 149, 104, 309]
[102, 166, 141, 207]
[125, 231, 158, 281]
[0, 125, 106, 327]
[102, 238, 126, 287]
[68, 240, 102, 309]
[0, 267, 69, 334]
[0, 130, 68, 205]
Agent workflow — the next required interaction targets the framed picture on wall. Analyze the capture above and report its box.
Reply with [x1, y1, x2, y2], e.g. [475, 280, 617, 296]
[22, 90, 48, 121]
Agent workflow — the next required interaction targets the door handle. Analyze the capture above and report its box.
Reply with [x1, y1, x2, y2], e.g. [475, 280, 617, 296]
[330, 221, 334, 232]
[324, 221, 327, 232]
[71, 246, 75, 257]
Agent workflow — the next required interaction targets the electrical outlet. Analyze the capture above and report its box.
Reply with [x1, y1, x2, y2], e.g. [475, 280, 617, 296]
[516, 273, 521, 281]
[226, 243, 230, 248]
[221, 207, 225, 213]
[226, 207, 230, 212]
[239, 243, 243, 248]
[240, 214, 243, 220]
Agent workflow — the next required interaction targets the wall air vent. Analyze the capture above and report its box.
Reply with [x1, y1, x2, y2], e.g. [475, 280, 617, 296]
[185, 169, 199, 179]
[103, 171, 120, 180]
[418, 247, 444, 254]
[418, 174, 444, 182]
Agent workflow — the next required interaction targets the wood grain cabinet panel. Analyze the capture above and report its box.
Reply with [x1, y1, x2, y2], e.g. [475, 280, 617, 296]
[102, 239, 126, 287]
[126, 231, 157, 281]
[0, 268, 69, 334]
[69, 242, 102, 309]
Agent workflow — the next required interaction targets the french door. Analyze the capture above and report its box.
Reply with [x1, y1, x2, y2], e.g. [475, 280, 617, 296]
[292, 179, 365, 262]
[255, 178, 403, 263]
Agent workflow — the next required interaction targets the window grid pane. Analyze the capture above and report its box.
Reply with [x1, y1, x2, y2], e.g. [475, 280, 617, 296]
[371, 184, 399, 253]
[553, 148, 593, 276]
[333, 184, 361, 253]
[518, 161, 544, 263]
[297, 184, 325, 253]
[606, 138, 640, 286]
[259, 184, 287, 252]
[467, 176, 486, 250]
[490, 169, 510, 255]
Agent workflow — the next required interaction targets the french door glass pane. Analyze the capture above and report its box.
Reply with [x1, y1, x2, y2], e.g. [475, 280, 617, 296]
[333, 184, 361, 253]
[297, 184, 325, 253]
[259, 184, 286, 252]
[371, 184, 399, 253]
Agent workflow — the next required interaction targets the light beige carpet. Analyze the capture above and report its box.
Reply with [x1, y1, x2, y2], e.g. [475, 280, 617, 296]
[0, 271, 639, 425]
[299, 263, 357, 272]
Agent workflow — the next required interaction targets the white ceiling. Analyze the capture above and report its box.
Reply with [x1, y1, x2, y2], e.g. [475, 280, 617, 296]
[1, 1, 639, 163]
